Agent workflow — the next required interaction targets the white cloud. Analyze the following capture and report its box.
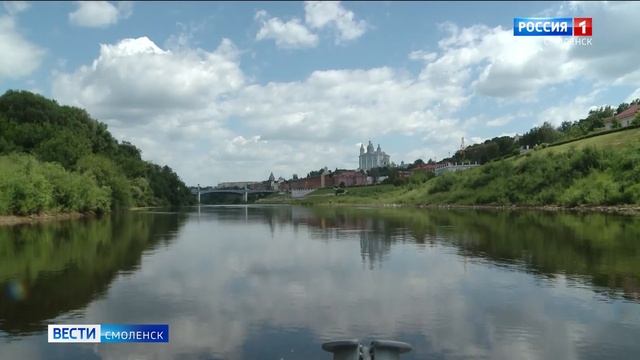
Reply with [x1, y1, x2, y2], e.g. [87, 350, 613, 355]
[409, 50, 437, 62]
[221, 66, 465, 145]
[424, 22, 581, 99]
[626, 88, 640, 103]
[255, 10, 318, 49]
[537, 89, 602, 126]
[52, 35, 467, 184]
[51, 2, 640, 185]
[0, 15, 44, 80]
[304, 1, 367, 42]
[486, 115, 514, 127]
[68, 1, 132, 28]
[164, 21, 208, 51]
[559, 2, 640, 87]
[3, 1, 30, 15]
[255, 2, 367, 48]
[413, 2, 640, 100]
[53, 36, 244, 122]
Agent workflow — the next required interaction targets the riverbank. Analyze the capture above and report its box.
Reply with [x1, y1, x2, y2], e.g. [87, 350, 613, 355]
[0, 205, 188, 226]
[390, 203, 640, 215]
[0, 212, 89, 226]
[260, 128, 640, 212]
[258, 195, 640, 215]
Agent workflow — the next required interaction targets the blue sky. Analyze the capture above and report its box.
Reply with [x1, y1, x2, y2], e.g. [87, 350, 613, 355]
[1, 1, 639, 185]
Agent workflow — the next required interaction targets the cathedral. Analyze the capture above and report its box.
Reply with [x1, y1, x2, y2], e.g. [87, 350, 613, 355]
[359, 141, 390, 170]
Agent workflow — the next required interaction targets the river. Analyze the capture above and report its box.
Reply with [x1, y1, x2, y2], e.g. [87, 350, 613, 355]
[1, 205, 639, 359]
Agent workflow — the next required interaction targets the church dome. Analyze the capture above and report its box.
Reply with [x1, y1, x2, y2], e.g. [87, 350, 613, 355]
[367, 141, 374, 153]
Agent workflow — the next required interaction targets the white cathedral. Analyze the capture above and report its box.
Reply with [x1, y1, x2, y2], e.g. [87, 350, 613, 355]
[359, 140, 390, 170]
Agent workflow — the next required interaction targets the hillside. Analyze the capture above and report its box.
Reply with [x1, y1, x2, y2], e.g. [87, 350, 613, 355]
[534, 126, 640, 154]
[0, 90, 194, 216]
[291, 127, 640, 208]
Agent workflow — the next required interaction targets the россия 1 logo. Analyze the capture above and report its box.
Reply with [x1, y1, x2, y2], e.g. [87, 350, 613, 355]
[514, 17, 592, 36]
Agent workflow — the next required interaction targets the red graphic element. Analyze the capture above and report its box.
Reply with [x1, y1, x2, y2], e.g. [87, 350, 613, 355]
[573, 17, 592, 36]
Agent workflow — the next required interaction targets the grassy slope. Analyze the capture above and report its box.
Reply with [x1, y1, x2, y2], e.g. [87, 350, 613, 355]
[538, 127, 640, 153]
[285, 128, 640, 207]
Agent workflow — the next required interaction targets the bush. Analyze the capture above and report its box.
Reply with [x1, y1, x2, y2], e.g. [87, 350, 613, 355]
[0, 154, 110, 215]
[560, 173, 621, 206]
[392, 177, 408, 186]
[76, 155, 132, 209]
[428, 173, 456, 194]
[410, 139, 640, 207]
[621, 183, 640, 204]
[569, 147, 604, 174]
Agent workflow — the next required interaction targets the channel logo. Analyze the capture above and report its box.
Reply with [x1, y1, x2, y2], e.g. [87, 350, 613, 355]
[514, 17, 592, 36]
[48, 324, 169, 343]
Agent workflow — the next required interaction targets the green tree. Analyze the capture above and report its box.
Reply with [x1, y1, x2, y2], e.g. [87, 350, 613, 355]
[611, 119, 621, 129]
[519, 122, 562, 147]
[616, 102, 630, 115]
[35, 129, 91, 168]
[0, 90, 194, 208]
[76, 155, 132, 209]
[633, 112, 640, 127]
[0, 154, 110, 215]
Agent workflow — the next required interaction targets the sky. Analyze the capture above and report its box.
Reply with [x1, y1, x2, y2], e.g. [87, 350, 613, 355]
[1, 1, 640, 186]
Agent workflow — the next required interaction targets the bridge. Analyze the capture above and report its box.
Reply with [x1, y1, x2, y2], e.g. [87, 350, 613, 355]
[193, 185, 277, 203]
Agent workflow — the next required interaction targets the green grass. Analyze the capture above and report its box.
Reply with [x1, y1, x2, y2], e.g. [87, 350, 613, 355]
[309, 184, 396, 197]
[542, 126, 640, 153]
[307, 187, 337, 196]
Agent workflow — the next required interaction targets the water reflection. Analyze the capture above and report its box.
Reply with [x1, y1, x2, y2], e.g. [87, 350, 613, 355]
[0, 211, 188, 335]
[285, 206, 640, 301]
[0, 205, 639, 360]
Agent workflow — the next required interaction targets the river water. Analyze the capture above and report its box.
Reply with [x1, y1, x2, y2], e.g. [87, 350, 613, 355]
[1, 205, 639, 359]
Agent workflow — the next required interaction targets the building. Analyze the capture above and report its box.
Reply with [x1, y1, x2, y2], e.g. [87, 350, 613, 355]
[333, 170, 368, 187]
[411, 163, 438, 173]
[605, 104, 639, 130]
[434, 162, 480, 176]
[359, 141, 390, 170]
[267, 172, 280, 191]
[282, 170, 368, 191]
[282, 174, 327, 191]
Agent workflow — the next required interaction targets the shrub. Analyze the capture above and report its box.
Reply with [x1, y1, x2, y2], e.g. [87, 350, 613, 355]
[76, 154, 132, 209]
[560, 173, 621, 206]
[569, 147, 604, 174]
[0, 154, 110, 215]
[428, 174, 456, 194]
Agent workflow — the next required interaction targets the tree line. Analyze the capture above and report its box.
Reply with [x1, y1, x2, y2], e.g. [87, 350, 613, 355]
[0, 90, 194, 215]
[446, 99, 640, 165]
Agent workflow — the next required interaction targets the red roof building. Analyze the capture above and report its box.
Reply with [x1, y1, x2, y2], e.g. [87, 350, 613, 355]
[411, 163, 438, 172]
[606, 104, 639, 129]
[617, 104, 639, 122]
[331, 170, 367, 187]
